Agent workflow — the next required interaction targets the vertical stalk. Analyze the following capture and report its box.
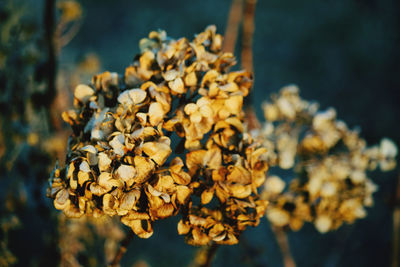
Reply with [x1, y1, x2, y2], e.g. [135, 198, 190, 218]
[44, 0, 57, 130]
[272, 227, 296, 267]
[241, 0, 257, 73]
[223, 0, 244, 53]
[190, 243, 220, 267]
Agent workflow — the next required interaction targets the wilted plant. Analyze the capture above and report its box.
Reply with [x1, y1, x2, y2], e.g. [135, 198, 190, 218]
[256, 85, 397, 233]
[48, 26, 269, 248]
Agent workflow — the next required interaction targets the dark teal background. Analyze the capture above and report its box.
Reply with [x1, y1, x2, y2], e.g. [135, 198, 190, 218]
[4, 0, 400, 266]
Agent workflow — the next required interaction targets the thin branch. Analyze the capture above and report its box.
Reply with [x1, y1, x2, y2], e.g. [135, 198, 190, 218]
[271, 227, 296, 267]
[241, 0, 257, 73]
[223, 0, 244, 53]
[109, 232, 134, 267]
[241, 0, 257, 110]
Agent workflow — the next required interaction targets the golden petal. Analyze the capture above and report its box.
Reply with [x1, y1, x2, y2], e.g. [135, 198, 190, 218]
[215, 184, 229, 203]
[79, 161, 91, 173]
[171, 171, 191, 185]
[170, 157, 184, 173]
[98, 152, 112, 172]
[148, 102, 165, 126]
[110, 134, 125, 156]
[54, 189, 69, 210]
[184, 103, 198, 115]
[74, 84, 95, 104]
[142, 139, 172, 165]
[130, 220, 154, 239]
[122, 211, 150, 221]
[134, 156, 155, 183]
[190, 112, 202, 123]
[118, 88, 147, 106]
[150, 203, 174, 219]
[218, 232, 238, 245]
[227, 166, 251, 184]
[176, 185, 191, 204]
[201, 189, 214, 205]
[229, 184, 252, 199]
[163, 69, 179, 81]
[116, 164, 137, 185]
[103, 193, 118, 215]
[168, 77, 185, 94]
[186, 150, 206, 175]
[208, 223, 225, 239]
[177, 220, 191, 235]
[184, 71, 197, 87]
[78, 171, 90, 186]
[118, 190, 140, 215]
[204, 147, 222, 170]
[191, 227, 210, 246]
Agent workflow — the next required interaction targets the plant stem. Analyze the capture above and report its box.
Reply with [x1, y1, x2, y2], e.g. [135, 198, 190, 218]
[271, 226, 296, 267]
[223, 0, 244, 53]
[190, 243, 220, 267]
[109, 232, 134, 267]
[241, 0, 257, 110]
[241, 0, 257, 73]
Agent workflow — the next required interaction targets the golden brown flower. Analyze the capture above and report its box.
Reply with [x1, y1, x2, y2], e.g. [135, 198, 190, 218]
[49, 26, 268, 246]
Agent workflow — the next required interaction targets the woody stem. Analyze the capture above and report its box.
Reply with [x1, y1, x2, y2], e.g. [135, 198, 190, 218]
[223, 0, 244, 53]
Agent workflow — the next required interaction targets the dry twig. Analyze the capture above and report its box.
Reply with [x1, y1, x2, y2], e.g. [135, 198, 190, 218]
[241, 0, 257, 73]
[223, 0, 244, 53]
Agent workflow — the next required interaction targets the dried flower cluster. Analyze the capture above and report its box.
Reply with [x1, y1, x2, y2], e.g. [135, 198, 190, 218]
[256, 85, 397, 233]
[48, 26, 268, 245]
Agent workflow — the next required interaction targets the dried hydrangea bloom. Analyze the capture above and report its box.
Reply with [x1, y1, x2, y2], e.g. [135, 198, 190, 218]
[48, 26, 268, 244]
[256, 85, 397, 233]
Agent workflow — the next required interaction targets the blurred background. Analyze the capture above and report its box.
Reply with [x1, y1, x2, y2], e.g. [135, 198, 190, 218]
[0, 0, 399, 266]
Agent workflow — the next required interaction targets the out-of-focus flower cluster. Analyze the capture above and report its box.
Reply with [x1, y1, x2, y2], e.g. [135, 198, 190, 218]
[48, 26, 269, 245]
[58, 215, 124, 267]
[256, 85, 397, 233]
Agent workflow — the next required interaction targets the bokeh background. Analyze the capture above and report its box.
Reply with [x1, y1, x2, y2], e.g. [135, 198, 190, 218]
[1, 0, 399, 266]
